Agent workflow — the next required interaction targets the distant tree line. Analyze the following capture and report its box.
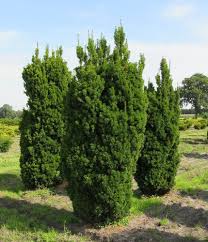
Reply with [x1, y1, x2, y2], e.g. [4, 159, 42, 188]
[0, 104, 22, 119]
[181, 109, 195, 115]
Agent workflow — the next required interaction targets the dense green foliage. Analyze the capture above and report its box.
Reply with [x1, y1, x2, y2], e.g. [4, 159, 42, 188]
[64, 27, 147, 224]
[180, 74, 208, 117]
[135, 58, 180, 195]
[0, 119, 18, 152]
[0, 118, 21, 126]
[179, 117, 208, 130]
[20, 47, 71, 189]
[0, 136, 12, 152]
[201, 112, 208, 119]
[0, 123, 19, 137]
[179, 118, 192, 130]
[194, 119, 207, 129]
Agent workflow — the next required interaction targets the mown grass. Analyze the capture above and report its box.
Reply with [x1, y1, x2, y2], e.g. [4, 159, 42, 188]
[176, 169, 208, 193]
[179, 127, 208, 154]
[0, 127, 207, 241]
[0, 138, 90, 242]
[176, 127, 208, 198]
[0, 136, 162, 241]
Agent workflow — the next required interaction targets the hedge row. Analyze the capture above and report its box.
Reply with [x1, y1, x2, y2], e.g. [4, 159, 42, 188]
[0, 118, 20, 126]
[0, 121, 17, 153]
[0, 123, 19, 137]
[179, 118, 208, 130]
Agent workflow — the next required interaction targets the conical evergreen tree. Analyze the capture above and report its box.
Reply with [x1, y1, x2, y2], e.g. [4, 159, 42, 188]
[135, 58, 180, 195]
[20, 47, 71, 189]
[64, 27, 147, 224]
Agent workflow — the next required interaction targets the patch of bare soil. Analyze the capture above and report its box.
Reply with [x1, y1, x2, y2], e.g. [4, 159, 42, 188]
[79, 190, 208, 242]
[48, 156, 208, 242]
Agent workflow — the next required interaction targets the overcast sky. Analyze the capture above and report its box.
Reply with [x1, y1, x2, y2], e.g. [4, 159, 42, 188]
[1, 0, 208, 109]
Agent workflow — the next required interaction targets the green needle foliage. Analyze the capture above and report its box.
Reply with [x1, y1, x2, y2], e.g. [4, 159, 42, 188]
[64, 27, 147, 224]
[135, 58, 180, 196]
[20, 47, 71, 189]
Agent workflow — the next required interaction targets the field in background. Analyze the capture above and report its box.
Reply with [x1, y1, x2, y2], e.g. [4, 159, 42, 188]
[0, 128, 207, 241]
[180, 114, 195, 119]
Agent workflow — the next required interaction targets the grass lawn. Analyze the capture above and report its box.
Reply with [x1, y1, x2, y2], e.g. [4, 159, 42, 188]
[0, 128, 207, 241]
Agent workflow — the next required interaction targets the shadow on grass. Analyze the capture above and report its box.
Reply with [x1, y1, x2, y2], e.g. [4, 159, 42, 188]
[0, 174, 207, 241]
[145, 202, 208, 229]
[0, 196, 206, 242]
[181, 138, 207, 145]
[0, 173, 69, 196]
[183, 152, 208, 160]
[0, 173, 24, 192]
[179, 189, 208, 202]
[0, 196, 82, 233]
[110, 228, 206, 242]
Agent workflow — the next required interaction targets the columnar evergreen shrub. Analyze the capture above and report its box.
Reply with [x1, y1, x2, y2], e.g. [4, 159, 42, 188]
[20, 47, 71, 189]
[64, 27, 147, 224]
[135, 58, 180, 195]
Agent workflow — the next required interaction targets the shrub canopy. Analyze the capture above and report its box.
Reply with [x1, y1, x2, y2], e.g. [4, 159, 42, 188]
[64, 27, 147, 224]
[20, 47, 71, 189]
[135, 58, 180, 195]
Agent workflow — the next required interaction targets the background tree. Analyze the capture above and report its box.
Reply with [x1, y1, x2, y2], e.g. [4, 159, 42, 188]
[15, 110, 23, 118]
[20, 47, 71, 189]
[180, 73, 208, 117]
[0, 104, 23, 119]
[64, 27, 147, 224]
[135, 58, 180, 195]
[0, 104, 16, 118]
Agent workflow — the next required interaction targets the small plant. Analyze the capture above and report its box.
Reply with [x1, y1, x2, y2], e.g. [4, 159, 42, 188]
[0, 136, 13, 152]
[201, 112, 208, 119]
[179, 118, 193, 130]
[179, 122, 188, 131]
[194, 119, 207, 129]
[159, 218, 169, 226]
[193, 123, 201, 129]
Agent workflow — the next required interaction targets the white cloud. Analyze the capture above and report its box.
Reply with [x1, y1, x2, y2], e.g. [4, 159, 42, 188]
[163, 3, 194, 18]
[129, 42, 208, 87]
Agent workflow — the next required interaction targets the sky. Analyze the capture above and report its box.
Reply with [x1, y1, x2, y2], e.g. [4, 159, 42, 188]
[1, 0, 208, 109]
